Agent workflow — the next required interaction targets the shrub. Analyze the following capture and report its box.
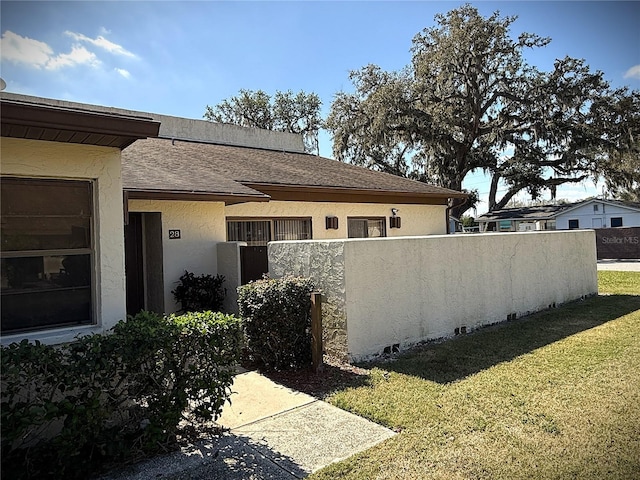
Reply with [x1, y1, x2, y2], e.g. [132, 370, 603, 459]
[238, 276, 315, 370]
[1, 311, 242, 480]
[172, 270, 226, 312]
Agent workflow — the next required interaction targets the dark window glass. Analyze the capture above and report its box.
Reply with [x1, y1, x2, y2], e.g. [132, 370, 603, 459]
[568, 219, 579, 229]
[1, 178, 93, 334]
[348, 218, 386, 238]
[1, 178, 92, 251]
[611, 217, 623, 227]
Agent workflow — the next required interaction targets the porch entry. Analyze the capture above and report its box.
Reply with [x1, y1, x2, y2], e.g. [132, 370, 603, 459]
[124, 212, 164, 316]
[227, 218, 311, 284]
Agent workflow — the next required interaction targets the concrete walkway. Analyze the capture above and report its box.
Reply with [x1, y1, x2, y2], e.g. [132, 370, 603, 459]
[597, 259, 640, 271]
[100, 371, 395, 479]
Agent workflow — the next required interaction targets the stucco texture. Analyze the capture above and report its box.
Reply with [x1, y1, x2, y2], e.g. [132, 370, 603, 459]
[128, 199, 226, 313]
[269, 230, 598, 361]
[226, 201, 447, 238]
[1, 138, 126, 344]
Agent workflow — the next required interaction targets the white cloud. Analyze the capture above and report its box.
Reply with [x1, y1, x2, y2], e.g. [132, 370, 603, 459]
[1, 30, 102, 70]
[46, 45, 101, 70]
[115, 68, 131, 79]
[65, 31, 136, 58]
[623, 65, 640, 80]
[1, 31, 53, 68]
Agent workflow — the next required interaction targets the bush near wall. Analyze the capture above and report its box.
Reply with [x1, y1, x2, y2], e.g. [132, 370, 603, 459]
[238, 276, 315, 371]
[1, 311, 242, 480]
[172, 271, 226, 312]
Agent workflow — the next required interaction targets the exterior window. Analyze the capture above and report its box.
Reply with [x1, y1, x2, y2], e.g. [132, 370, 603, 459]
[1, 178, 94, 334]
[227, 220, 271, 246]
[593, 204, 599, 212]
[499, 220, 513, 231]
[568, 219, 579, 229]
[273, 219, 312, 241]
[348, 218, 386, 238]
[227, 218, 312, 246]
[611, 217, 623, 228]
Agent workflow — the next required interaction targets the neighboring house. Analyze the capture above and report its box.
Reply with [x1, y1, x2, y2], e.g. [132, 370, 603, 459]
[0, 93, 160, 345]
[1, 93, 466, 342]
[477, 199, 640, 233]
[554, 199, 640, 230]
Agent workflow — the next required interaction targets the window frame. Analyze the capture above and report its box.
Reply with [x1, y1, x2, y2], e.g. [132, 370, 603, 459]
[347, 217, 387, 238]
[568, 219, 580, 229]
[610, 217, 623, 228]
[1, 177, 97, 335]
[226, 217, 313, 246]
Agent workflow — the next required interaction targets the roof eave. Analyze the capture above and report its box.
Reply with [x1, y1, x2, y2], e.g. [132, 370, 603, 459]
[243, 183, 466, 205]
[477, 216, 556, 223]
[1, 99, 160, 149]
[125, 189, 270, 205]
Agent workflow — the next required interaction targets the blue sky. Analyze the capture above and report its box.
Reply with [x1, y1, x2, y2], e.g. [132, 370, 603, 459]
[2, 1, 639, 214]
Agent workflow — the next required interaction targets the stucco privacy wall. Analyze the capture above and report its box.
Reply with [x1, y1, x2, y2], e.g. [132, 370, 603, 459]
[216, 242, 246, 314]
[128, 199, 226, 313]
[269, 230, 598, 361]
[226, 201, 448, 237]
[1, 138, 126, 345]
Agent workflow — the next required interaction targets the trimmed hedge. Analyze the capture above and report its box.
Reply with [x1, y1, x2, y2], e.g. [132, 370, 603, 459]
[1, 311, 242, 480]
[238, 276, 315, 370]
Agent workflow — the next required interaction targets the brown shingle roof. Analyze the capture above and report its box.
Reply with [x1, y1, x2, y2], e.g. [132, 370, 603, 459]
[122, 139, 268, 203]
[122, 138, 465, 204]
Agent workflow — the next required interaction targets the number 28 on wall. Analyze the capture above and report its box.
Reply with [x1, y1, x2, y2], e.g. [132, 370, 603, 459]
[168, 229, 181, 239]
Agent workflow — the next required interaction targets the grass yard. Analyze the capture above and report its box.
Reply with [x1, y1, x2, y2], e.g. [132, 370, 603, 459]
[311, 271, 640, 480]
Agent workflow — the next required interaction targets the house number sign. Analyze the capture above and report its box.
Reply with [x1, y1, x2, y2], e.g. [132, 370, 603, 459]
[168, 229, 181, 239]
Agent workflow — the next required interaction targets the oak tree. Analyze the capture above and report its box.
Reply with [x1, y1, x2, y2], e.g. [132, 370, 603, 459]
[326, 5, 639, 217]
[205, 89, 322, 154]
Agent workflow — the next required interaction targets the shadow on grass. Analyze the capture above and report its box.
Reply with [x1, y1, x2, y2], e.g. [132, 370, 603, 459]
[374, 294, 640, 385]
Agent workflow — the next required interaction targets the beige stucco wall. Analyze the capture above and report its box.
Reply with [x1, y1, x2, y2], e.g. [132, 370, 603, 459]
[128, 199, 226, 313]
[216, 242, 246, 314]
[226, 200, 447, 237]
[1, 138, 126, 345]
[269, 230, 598, 361]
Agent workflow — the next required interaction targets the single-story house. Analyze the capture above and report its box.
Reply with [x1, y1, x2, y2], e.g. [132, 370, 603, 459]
[477, 199, 640, 233]
[1, 92, 466, 344]
[122, 126, 466, 315]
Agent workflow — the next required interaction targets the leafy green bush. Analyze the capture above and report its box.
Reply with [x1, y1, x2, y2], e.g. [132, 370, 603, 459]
[172, 270, 226, 312]
[238, 276, 315, 370]
[1, 311, 242, 480]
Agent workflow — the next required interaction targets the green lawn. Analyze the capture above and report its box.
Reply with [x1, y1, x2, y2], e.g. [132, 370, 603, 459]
[312, 271, 640, 480]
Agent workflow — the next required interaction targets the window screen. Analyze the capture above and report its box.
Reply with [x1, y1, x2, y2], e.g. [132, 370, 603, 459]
[227, 218, 312, 246]
[227, 220, 271, 246]
[274, 219, 312, 241]
[347, 218, 386, 238]
[1, 178, 94, 334]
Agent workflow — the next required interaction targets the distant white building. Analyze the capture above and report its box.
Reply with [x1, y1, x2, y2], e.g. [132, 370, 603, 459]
[477, 198, 640, 232]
